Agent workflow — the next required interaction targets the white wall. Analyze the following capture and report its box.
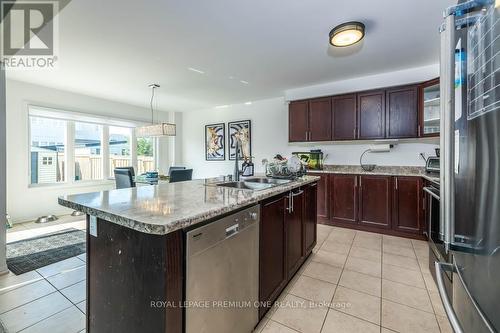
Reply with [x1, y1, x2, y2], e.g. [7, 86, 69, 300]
[6, 79, 180, 223]
[182, 65, 440, 179]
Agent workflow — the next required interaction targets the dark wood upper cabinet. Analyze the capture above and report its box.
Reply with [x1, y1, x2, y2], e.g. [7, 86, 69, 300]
[358, 175, 391, 229]
[303, 183, 317, 254]
[386, 86, 418, 138]
[357, 90, 386, 139]
[308, 173, 329, 221]
[392, 177, 423, 234]
[332, 94, 357, 140]
[419, 78, 440, 137]
[309, 98, 332, 141]
[259, 194, 287, 318]
[289, 101, 309, 142]
[286, 189, 304, 278]
[330, 174, 358, 225]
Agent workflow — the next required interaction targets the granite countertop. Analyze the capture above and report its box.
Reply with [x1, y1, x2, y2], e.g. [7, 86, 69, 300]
[58, 176, 319, 235]
[308, 165, 440, 183]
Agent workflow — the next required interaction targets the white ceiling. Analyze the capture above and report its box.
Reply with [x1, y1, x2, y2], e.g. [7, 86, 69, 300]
[7, 0, 455, 112]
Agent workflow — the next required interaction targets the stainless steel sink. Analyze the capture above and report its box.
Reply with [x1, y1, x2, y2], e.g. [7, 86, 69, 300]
[216, 181, 273, 191]
[244, 177, 292, 185]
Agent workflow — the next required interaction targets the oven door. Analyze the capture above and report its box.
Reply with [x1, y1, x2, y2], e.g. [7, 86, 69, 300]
[424, 185, 446, 261]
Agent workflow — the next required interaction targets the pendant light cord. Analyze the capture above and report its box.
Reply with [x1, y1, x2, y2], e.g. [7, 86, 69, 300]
[150, 86, 156, 124]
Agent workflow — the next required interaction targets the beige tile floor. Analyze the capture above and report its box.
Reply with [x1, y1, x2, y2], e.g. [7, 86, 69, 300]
[2, 221, 452, 333]
[254, 224, 453, 333]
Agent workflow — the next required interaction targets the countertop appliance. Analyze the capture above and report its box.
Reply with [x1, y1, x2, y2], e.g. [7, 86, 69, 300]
[425, 156, 440, 173]
[185, 205, 259, 333]
[437, 1, 499, 332]
[292, 151, 324, 170]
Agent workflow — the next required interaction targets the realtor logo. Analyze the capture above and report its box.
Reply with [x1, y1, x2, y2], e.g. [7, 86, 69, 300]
[1, 0, 59, 69]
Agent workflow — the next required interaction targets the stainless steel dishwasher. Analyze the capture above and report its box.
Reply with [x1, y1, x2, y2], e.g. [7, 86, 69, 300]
[186, 205, 259, 333]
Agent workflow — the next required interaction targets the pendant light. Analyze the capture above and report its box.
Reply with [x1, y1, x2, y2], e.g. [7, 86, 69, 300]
[135, 84, 176, 137]
[329, 21, 365, 47]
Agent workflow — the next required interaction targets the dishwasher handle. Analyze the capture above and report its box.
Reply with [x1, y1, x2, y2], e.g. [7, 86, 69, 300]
[225, 223, 240, 238]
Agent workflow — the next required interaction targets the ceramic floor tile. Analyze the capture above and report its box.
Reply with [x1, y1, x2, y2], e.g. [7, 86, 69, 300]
[332, 286, 381, 325]
[311, 250, 347, 268]
[418, 257, 432, 274]
[262, 319, 299, 333]
[254, 316, 270, 333]
[36, 257, 85, 278]
[381, 299, 440, 333]
[354, 231, 382, 240]
[0, 270, 43, 295]
[338, 270, 381, 297]
[352, 237, 381, 251]
[289, 275, 336, 304]
[6, 229, 37, 243]
[383, 235, 413, 249]
[422, 272, 438, 292]
[0, 292, 72, 332]
[348, 246, 381, 263]
[436, 315, 453, 333]
[326, 232, 355, 245]
[321, 309, 379, 333]
[21, 306, 86, 333]
[382, 244, 416, 258]
[428, 291, 446, 317]
[76, 300, 86, 314]
[344, 257, 381, 278]
[0, 279, 56, 314]
[383, 253, 420, 271]
[271, 294, 328, 333]
[320, 240, 351, 255]
[301, 261, 342, 285]
[47, 265, 86, 290]
[60, 280, 86, 304]
[382, 264, 425, 289]
[382, 279, 433, 313]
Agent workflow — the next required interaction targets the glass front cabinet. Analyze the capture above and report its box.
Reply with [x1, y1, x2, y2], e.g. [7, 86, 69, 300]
[420, 78, 440, 137]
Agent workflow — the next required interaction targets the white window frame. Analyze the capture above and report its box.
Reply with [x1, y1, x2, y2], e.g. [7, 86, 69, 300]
[28, 105, 154, 188]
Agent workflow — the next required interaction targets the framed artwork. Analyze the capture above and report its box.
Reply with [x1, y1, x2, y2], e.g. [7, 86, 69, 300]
[205, 123, 225, 161]
[228, 120, 251, 160]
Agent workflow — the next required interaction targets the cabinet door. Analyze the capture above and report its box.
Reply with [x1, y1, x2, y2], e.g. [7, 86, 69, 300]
[303, 183, 317, 254]
[386, 86, 418, 138]
[419, 78, 440, 137]
[286, 189, 304, 278]
[259, 195, 287, 318]
[289, 101, 309, 142]
[308, 173, 329, 220]
[392, 177, 423, 234]
[359, 175, 391, 229]
[330, 174, 358, 225]
[309, 98, 332, 141]
[332, 94, 357, 140]
[358, 91, 386, 139]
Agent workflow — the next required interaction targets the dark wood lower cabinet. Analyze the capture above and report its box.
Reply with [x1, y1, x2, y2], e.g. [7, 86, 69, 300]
[392, 176, 423, 234]
[308, 173, 329, 221]
[286, 188, 304, 277]
[358, 175, 392, 229]
[303, 183, 317, 254]
[330, 174, 358, 225]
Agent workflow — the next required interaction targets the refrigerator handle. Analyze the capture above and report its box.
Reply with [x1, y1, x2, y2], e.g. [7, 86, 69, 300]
[439, 14, 456, 252]
[435, 262, 464, 333]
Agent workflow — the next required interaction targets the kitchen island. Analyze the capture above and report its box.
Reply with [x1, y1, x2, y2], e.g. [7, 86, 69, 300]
[58, 176, 319, 333]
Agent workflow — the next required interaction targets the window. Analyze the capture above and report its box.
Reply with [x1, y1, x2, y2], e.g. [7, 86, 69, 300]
[137, 137, 155, 173]
[109, 126, 132, 175]
[75, 122, 103, 181]
[30, 116, 66, 185]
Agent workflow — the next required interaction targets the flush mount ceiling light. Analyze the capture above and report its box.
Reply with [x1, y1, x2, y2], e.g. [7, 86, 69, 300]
[329, 21, 365, 47]
[135, 84, 176, 137]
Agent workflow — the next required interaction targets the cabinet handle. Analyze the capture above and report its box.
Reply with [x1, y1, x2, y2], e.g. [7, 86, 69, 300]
[354, 177, 357, 187]
[418, 125, 421, 137]
[286, 193, 293, 213]
[395, 177, 398, 190]
[292, 190, 304, 197]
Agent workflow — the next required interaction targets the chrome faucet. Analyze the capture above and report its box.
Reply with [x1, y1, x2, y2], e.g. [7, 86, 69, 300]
[234, 138, 241, 181]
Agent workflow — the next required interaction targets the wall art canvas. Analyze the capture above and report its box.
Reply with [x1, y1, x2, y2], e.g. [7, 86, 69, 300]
[205, 123, 225, 161]
[228, 120, 251, 160]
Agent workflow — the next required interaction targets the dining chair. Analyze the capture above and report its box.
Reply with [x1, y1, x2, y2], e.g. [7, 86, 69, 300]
[168, 166, 186, 177]
[114, 167, 136, 189]
[169, 169, 193, 183]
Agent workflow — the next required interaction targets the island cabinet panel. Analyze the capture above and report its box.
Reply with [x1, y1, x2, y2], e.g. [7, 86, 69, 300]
[303, 183, 318, 254]
[332, 94, 357, 140]
[386, 86, 419, 138]
[309, 98, 332, 141]
[357, 90, 386, 139]
[259, 194, 287, 319]
[86, 216, 183, 333]
[330, 174, 358, 225]
[358, 175, 392, 229]
[286, 188, 305, 277]
[289, 101, 309, 142]
[308, 173, 329, 221]
[392, 176, 423, 234]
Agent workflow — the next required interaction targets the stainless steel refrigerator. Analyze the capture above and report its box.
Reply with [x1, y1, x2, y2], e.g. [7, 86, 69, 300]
[437, 1, 500, 332]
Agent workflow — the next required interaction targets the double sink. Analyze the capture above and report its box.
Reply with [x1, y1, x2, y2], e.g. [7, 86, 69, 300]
[216, 177, 292, 191]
